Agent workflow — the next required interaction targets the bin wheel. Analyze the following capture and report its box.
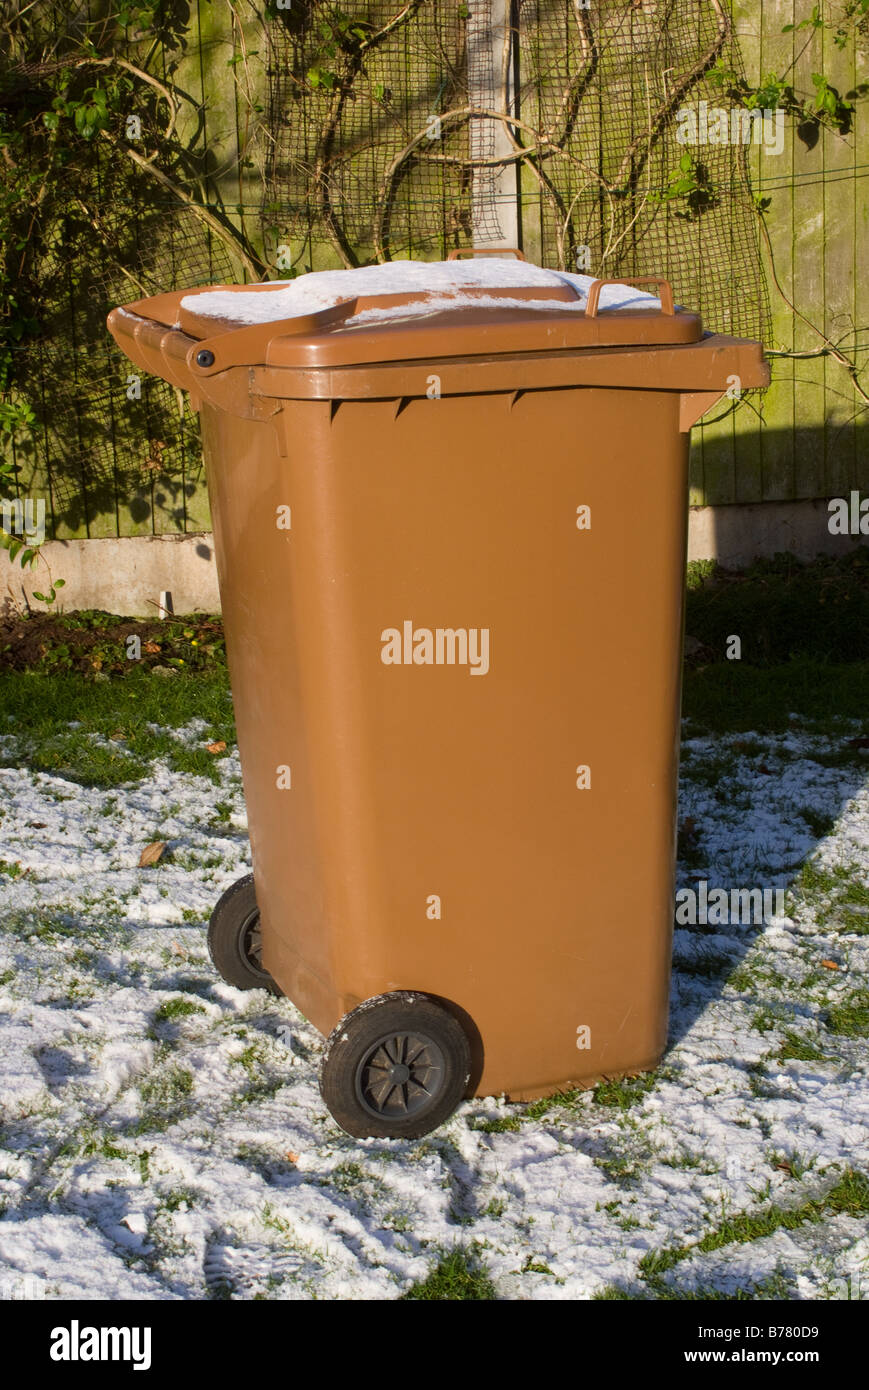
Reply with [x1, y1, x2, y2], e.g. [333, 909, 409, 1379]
[320, 992, 471, 1140]
[207, 873, 281, 996]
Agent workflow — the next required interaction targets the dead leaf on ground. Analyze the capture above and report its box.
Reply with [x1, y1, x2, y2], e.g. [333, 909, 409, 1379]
[820, 959, 840, 971]
[139, 841, 167, 867]
[206, 740, 227, 755]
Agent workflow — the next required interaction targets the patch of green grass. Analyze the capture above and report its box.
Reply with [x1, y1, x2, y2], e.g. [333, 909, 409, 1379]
[0, 668, 234, 787]
[140, 1064, 195, 1107]
[825, 990, 869, 1037]
[686, 558, 717, 591]
[776, 1030, 829, 1063]
[0, 907, 130, 948]
[682, 659, 869, 733]
[685, 551, 869, 666]
[482, 1197, 506, 1218]
[233, 1041, 268, 1075]
[660, 1151, 715, 1173]
[56, 1124, 147, 1175]
[469, 1114, 522, 1134]
[751, 1007, 779, 1034]
[329, 1161, 366, 1195]
[799, 807, 837, 839]
[790, 861, 869, 936]
[401, 1247, 496, 1301]
[153, 997, 207, 1025]
[468, 1088, 582, 1133]
[593, 1072, 658, 1110]
[727, 958, 792, 996]
[159, 1186, 200, 1213]
[596, 1271, 795, 1301]
[148, 997, 207, 1040]
[640, 1169, 869, 1282]
[131, 1064, 195, 1133]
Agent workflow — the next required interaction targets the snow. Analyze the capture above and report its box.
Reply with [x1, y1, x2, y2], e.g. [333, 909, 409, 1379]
[180, 260, 660, 326]
[0, 723, 867, 1299]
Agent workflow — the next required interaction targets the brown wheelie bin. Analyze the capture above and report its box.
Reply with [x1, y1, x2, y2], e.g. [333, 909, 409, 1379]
[108, 252, 769, 1139]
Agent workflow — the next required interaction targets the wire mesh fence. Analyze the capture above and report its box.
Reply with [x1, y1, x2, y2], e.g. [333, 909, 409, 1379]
[6, 1, 861, 539]
[517, 0, 769, 344]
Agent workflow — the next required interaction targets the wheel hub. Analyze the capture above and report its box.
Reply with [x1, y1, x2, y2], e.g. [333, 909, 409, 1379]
[239, 913, 270, 978]
[355, 1031, 445, 1120]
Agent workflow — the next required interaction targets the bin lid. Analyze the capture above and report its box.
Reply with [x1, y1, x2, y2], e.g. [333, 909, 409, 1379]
[121, 253, 703, 377]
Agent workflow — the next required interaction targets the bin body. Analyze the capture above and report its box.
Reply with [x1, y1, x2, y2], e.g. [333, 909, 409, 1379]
[203, 385, 685, 1098]
[108, 265, 769, 1101]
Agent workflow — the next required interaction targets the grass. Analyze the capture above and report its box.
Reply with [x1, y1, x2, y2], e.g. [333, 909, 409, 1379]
[0, 667, 235, 787]
[776, 1030, 829, 1063]
[789, 860, 869, 936]
[153, 997, 207, 1024]
[148, 997, 208, 1040]
[469, 1114, 522, 1134]
[639, 1169, 869, 1285]
[682, 658, 869, 733]
[685, 550, 869, 665]
[401, 1247, 496, 1301]
[680, 552, 869, 731]
[825, 990, 869, 1037]
[130, 1062, 196, 1133]
[595, 1272, 794, 1301]
[593, 1073, 659, 1110]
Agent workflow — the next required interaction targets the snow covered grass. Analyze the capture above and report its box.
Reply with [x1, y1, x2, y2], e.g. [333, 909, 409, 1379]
[1, 673, 868, 1300]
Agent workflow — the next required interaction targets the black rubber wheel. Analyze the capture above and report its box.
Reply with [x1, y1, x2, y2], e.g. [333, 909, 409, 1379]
[207, 873, 281, 995]
[319, 992, 471, 1139]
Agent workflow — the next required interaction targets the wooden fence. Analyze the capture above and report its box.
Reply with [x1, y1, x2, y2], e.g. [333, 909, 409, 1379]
[4, 1, 868, 538]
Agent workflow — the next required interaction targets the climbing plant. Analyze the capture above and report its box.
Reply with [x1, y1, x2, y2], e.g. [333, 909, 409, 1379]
[0, 0, 264, 562]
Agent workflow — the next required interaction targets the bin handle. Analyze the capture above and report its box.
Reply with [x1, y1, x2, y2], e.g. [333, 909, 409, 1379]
[187, 297, 360, 376]
[447, 247, 527, 260]
[187, 282, 586, 373]
[584, 277, 675, 317]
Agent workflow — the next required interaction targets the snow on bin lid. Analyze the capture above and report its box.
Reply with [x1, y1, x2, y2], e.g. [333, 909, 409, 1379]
[123, 254, 702, 374]
[179, 259, 663, 327]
